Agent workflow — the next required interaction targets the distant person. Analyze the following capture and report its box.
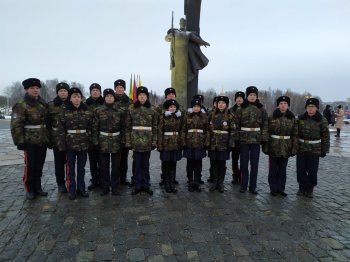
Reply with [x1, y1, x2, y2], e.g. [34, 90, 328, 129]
[11, 78, 48, 200]
[296, 98, 329, 198]
[334, 105, 345, 137]
[323, 105, 332, 125]
[263, 96, 298, 197]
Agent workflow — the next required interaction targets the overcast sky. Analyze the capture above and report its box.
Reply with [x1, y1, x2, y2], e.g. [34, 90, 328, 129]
[1, 0, 349, 102]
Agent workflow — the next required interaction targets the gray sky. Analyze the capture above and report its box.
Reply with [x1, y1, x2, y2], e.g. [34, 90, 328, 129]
[1, 0, 349, 102]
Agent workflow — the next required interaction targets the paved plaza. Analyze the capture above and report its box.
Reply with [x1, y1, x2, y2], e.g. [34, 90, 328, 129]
[0, 119, 350, 261]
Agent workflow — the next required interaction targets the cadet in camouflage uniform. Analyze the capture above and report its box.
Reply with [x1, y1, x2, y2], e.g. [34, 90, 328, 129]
[263, 96, 298, 197]
[125, 86, 157, 195]
[181, 98, 209, 192]
[296, 98, 329, 198]
[158, 87, 183, 186]
[86, 83, 104, 190]
[207, 96, 219, 183]
[114, 79, 132, 185]
[57, 87, 92, 200]
[47, 82, 70, 193]
[235, 86, 269, 194]
[157, 99, 183, 193]
[11, 78, 49, 200]
[208, 96, 236, 193]
[92, 89, 125, 196]
[229, 91, 245, 185]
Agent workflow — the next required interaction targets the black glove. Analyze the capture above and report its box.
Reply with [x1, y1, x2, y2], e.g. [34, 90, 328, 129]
[17, 144, 26, 151]
[320, 153, 326, 158]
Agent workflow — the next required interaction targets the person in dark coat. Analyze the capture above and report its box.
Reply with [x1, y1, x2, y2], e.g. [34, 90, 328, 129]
[208, 96, 236, 193]
[114, 79, 132, 185]
[86, 83, 104, 190]
[157, 99, 183, 193]
[57, 87, 93, 200]
[11, 78, 49, 200]
[296, 98, 330, 198]
[263, 96, 298, 197]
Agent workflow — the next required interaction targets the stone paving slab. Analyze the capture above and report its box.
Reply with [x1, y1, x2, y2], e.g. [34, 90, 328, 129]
[0, 120, 350, 261]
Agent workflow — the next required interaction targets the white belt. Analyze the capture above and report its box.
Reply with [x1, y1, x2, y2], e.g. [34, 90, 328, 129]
[100, 131, 120, 137]
[24, 125, 46, 129]
[213, 130, 229, 134]
[188, 129, 203, 133]
[132, 126, 152, 131]
[271, 135, 290, 139]
[67, 130, 86, 134]
[164, 132, 179, 135]
[299, 139, 321, 144]
[52, 127, 57, 131]
[241, 127, 260, 131]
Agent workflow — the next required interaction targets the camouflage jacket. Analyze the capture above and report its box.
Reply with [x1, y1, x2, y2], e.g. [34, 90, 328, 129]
[297, 111, 330, 155]
[229, 104, 241, 143]
[115, 93, 132, 109]
[11, 94, 48, 146]
[125, 100, 158, 152]
[157, 103, 185, 124]
[157, 111, 183, 151]
[86, 96, 104, 112]
[57, 102, 93, 152]
[92, 103, 125, 153]
[235, 100, 269, 144]
[47, 97, 69, 148]
[264, 109, 298, 158]
[181, 111, 209, 148]
[208, 109, 236, 150]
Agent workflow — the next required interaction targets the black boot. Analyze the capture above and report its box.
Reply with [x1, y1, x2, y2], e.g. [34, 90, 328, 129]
[209, 165, 218, 192]
[169, 170, 177, 193]
[218, 167, 226, 193]
[194, 168, 202, 192]
[164, 170, 172, 193]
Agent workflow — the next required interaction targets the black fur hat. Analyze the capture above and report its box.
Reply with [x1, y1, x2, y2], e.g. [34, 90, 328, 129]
[22, 78, 41, 89]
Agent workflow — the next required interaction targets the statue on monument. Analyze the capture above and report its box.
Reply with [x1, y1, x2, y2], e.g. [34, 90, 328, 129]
[165, 0, 210, 107]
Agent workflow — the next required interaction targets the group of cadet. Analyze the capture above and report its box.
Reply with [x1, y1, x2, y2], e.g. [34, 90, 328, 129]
[11, 78, 330, 200]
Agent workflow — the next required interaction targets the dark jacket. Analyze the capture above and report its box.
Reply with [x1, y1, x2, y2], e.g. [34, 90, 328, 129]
[181, 111, 209, 149]
[157, 111, 183, 151]
[264, 109, 298, 158]
[11, 94, 48, 146]
[297, 111, 330, 155]
[57, 102, 93, 152]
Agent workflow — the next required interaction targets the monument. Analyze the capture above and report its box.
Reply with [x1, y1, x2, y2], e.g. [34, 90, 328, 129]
[166, 0, 210, 107]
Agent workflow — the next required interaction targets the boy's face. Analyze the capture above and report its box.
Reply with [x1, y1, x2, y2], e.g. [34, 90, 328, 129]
[105, 94, 115, 104]
[278, 101, 289, 113]
[247, 93, 257, 103]
[168, 105, 177, 113]
[91, 88, 101, 98]
[306, 105, 317, 116]
[217, 101, 227, 110]
[166, 93, 176, 100]
[192, 105, 201, 113]
[115, 86, 125, 96]
[138, 93, 147, 104]
[235, 96, 243, 105]
[26, 86, 40, 99]
[57, 89, 68, 100]
[70, 93, 82, 107]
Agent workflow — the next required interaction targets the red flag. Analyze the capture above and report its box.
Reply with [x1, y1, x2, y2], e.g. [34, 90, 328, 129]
[132, 75, 137, 102]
